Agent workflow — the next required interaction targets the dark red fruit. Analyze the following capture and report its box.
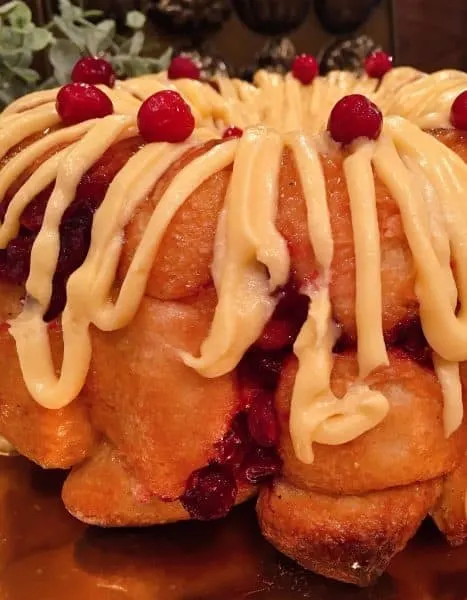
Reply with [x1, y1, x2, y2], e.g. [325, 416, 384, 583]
[364, 51, 393, 79]
[56, 83, 113, 125]
[74, 136, 143, 215]
[20, 187, 51, 232]
[247, 392, 279, 448]
[292, 54, 319, 85]
[44, 276, 67, 322]
[239, 348, 285, 391]
[223, 126, 243, 139]
[215, 413, 250, 467]
[168, 56, 201, 81]
[257, 319, 297, 351]
[328, 94, 382, 144]
[257, 289, 309, 351]
[180, 464, 237, 520]
[137, 90, 195, 143]
[450, 91, 467, 130]
[391, 318, 432, 368]
[56, 211, 92, 275]
[239, 382, 264, 410]
[71, 57, 116, 88]
[239, 447, 282, 484]
[4, 235, 34, 284]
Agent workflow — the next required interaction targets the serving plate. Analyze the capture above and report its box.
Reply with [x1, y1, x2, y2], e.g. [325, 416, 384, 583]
[0, 456, 466, 599]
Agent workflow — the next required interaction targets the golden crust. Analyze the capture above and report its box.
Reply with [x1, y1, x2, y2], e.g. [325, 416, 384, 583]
[276, 352, 467, 495]
[121, 142, 231, 301]
[86, 289, 239, 499]
[276, 148, 418, 338]
[0, 324, 96, 469]
[431, 450, 467, 547]
[62, 442, 256, 527]
[257, 478, 442, 586]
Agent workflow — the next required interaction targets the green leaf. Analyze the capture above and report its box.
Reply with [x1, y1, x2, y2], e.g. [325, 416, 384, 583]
[129, 31, 144, 56]
[58, 0, 82, 22]
[3, 49, 32, 69]
[9, 66, 40, 83]
[126, 11, 146, 30]
[6, 1, 31, 29]
[48, 38, 81, 84]
[86, 19, 115, 55]
[52, 15, 86, 50]
[0, 2, 20, 17]
[82, 10, 104, 19]
[24, 27, 54, 52]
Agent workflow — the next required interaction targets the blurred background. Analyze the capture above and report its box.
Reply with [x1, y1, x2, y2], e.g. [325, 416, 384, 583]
[16, 1, 467, 73]
[1, 0, 467, 103]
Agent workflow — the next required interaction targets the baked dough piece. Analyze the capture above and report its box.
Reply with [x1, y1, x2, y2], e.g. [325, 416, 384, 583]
[257, 478, 442, 586]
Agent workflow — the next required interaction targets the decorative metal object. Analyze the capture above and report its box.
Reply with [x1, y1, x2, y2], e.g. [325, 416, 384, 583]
[177, 47, 231, 78]
[149, 0, 232, 34]
[26, 0, 395, 81]
[314, 0, 383, 35]
[319, 34, 380, 74]
[231, 0, 312, 36]
[240, 38, 297, 80]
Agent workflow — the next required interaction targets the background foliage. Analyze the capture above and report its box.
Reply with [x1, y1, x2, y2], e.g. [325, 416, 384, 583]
[0, 0, 171, 107]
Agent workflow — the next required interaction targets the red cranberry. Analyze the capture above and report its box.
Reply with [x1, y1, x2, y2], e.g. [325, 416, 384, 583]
[74, 137, 143, 216]
[56, 83, 113, 125]
[364, 51, 393, 78]
[57, 211, 92, 275]
[20, 188, 51, 232]
[257, 291, 309, 351]
[4, 235, 34, 284]
[168, 56, 201, 81]
[328, 94, 383, 144]
[239, 447, 282, 484]
[239, 382, 264, 410]
[223, 126, 243, 139]
[44, 276, 67, 322]
[391, 318, 432, 368]
[180, 464, 237, 520]
[450, 91, 467, 130]
[292, 54, 319, 85]
[71, 57, 116, 88]
[239, 348, 285, 391]
[137, 90, 195, 143]
[247, 392, 279, 448]
[215, 413, 250, 467]
[257, 319, 296, 351]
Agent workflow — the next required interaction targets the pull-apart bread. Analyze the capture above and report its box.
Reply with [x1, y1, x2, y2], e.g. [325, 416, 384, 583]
[1, 53, 467, 585]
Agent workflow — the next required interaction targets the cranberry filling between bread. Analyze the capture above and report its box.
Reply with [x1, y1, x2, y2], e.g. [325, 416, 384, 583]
[181, 285, 310, 520]
[0, 135, 144, 319]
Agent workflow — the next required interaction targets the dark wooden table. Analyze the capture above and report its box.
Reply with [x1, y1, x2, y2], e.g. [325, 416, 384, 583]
[394, 0, 467, 71]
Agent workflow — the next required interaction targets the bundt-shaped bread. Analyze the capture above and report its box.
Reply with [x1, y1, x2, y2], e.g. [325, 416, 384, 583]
[2, 62, 467, 586]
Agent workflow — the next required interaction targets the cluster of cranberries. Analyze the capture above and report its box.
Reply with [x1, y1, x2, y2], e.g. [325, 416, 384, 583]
[0, 136, 142, 318]
[55, 56, 198, 144]
[180, 283, 309, 521]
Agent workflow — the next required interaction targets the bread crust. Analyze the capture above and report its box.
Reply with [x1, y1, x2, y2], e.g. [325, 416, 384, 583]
[276, 352, 467, 495]
[257, 478, 442, 586]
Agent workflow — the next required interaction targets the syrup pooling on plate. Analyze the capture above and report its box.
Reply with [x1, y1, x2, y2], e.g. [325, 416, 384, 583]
[2, 69, 467, 465]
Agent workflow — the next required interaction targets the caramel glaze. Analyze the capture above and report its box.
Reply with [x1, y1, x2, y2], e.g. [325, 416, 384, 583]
[0, 457, 466, 600]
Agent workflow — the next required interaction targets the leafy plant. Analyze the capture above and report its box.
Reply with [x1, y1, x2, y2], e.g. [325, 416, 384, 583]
[0, 0, 172, 109]
[0, 1, 53, 106]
